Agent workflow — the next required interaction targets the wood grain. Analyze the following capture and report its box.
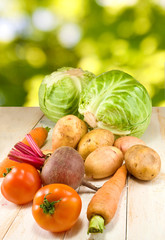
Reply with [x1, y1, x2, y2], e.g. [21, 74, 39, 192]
[0, 107, 43, 160]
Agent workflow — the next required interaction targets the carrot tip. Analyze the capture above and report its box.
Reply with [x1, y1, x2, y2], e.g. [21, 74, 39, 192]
[88, 215, 105, 234]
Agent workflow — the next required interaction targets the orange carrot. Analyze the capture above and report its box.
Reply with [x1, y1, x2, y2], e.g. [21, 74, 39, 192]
[22, 127, 50, 148]
[87, 164, 127, 233]
[0, 158, 20, 177]
[0, 127, 50, 178]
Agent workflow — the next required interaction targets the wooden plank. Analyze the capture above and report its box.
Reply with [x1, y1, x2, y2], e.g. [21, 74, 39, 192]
[127, 107, 165, 240]
[0, 194, 21, 239]
[0, 107, 43, 239]
[64, 187, 127, 240]
[0, 107, 43, 160]
[2, 203, 64, 240]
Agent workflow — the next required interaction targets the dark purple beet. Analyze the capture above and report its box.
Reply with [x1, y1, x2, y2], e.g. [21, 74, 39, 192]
[41, 146, 98, 191]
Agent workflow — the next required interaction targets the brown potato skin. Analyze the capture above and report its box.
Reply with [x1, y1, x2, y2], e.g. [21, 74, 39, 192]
[85, 146, 123, 179]
[79, 119, 88, 138]
[114, 136, 146, 154]
[52, 115, 88, 151]
[125, 145, 161, 180]
[77, 129, 114, 160]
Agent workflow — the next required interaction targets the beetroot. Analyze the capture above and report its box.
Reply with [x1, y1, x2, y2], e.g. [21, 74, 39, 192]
[41, 146, 98, 191]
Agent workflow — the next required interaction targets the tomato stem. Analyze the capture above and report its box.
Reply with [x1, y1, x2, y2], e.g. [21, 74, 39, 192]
[40, 193, 62, 215]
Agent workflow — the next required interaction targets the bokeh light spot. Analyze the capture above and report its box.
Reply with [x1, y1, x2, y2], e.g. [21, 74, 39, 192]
[96, 0, 137, 7]
[117, 21, 133, 38]
[53, 0, 85, 20]
[58, 23, 82, 48]
[78, 55, 101, 74]
[76, 39, 97, 57]
[0, 19, 16, 42]
[140, 36, 158, 55]
[25, 47, 46, 68]
[110, 39, 129, 56]
[133, 17, 151, 35]
[24, 75, 44, 106]
[32, 8, 58, 31]
[159, 100, 165, 106]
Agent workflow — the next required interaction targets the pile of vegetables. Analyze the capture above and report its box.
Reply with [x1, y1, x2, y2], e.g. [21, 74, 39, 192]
[0, 67, 161, 235]
[0, 113, 161, 235]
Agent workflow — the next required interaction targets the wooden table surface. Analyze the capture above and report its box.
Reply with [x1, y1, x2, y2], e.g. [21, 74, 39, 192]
[0, 107, 165, 240]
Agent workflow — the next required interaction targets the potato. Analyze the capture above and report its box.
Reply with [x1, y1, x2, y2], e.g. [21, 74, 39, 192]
[114, 136, 146, 154]
[125, 145, 161, 180]
[85, 146, 123, 179]
[77, 129, 114, 160]
[79, 119, 88, 139]
[52, 115, 88, 150]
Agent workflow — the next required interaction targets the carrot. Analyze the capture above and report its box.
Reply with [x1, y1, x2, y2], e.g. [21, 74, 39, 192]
[87, 164, 127, 233]
[0, 158, 20, 177]
[0, 127, 50, 178]
[22, 127, 50, 148]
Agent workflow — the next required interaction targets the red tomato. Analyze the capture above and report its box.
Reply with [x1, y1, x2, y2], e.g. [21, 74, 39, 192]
[1, 163, 42, 204]
[32, 184, 82, 232]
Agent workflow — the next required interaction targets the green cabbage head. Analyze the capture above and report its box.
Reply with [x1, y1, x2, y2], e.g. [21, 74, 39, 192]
[39, 67, 95, 122]
[78, 70, 152, 137]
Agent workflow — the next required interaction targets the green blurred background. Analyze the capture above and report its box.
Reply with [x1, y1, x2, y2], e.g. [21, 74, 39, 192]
[0, 0, 165, 107]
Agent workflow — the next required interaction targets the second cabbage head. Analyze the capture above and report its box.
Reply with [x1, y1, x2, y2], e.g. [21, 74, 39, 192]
[78, 70, 152, 137]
